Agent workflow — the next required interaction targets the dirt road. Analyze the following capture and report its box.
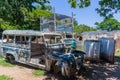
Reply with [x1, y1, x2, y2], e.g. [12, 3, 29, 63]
[0, 65, 46, 80]
[0, 57, 120, 80]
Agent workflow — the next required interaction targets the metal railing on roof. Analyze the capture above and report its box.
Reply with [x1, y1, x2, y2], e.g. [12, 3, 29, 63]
[3, 30, 61, 36]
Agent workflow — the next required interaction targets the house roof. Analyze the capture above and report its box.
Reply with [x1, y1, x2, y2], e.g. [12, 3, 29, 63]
[81, 31, 113, 37]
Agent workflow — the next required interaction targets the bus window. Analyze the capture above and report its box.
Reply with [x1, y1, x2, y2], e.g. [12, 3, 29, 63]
[37, 37, 44, 44]
[4, 35, 14, 43]
[16, 36, 29, 44]
[55, 36, 62, 43]
[2, 35, 15, 47]
[15, 36, 30, 49]
[31, 36, 38, 43]
[44, 35, 62, 44]
[31, 36, 44, 44]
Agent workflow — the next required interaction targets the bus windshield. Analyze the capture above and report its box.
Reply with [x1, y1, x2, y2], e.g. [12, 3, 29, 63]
[44, 35, 62, 44]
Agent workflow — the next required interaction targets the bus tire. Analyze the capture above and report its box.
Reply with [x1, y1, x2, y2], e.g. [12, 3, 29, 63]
[5, 54, 15, 64]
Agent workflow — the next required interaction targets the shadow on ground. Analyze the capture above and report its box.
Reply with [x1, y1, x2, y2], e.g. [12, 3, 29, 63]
[79, 57, 120, 80]
[12, 57, 120, 80]
[43, 57, 120, 80]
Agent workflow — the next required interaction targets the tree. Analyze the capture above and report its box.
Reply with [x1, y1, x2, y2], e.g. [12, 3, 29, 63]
[28, 8, 52, 30]
[0, 0, 50, 29]
[96, 0, 120, 18]
[67, 0, 120, 18]
[1, 0, 119, 31]
[0, 18, 19, 36]
[73, 19, 78, 26]
[74, 24, 96, 34]
[68, 0, 90, 8]
[95, 18, 120, 31]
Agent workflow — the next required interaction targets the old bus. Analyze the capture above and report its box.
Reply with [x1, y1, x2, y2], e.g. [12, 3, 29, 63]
[1, 30, 65, 69]
[1, 30, 85, 77]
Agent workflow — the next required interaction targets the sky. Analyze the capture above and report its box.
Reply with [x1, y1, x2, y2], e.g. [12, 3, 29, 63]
[50, 0, 120, 27]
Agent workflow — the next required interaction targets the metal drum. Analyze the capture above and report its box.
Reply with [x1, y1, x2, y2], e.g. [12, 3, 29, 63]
[99, 38, 115, 63]
[84, 40, 100, 61]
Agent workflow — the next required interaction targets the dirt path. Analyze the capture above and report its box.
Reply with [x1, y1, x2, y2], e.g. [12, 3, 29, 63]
[0, 58, 120, 80]
[0, 65, 46, 80]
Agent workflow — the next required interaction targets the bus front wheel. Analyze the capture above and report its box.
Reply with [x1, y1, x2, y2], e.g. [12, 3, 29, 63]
[5, 54, 15, 64]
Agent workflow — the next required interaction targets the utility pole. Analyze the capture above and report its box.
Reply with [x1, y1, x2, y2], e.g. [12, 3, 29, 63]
[53, 7, 57, 32]
[40, 17, 41, 31]
[40, 17, 44, 31]
[72, 12, 74, 38]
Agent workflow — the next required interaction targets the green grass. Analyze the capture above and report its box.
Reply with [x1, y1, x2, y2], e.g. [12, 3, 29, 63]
[32, 69, 45, 76]
[115, 50, 120, 57]
[0, 75, 13, 80]
[0, 56, 14, 67]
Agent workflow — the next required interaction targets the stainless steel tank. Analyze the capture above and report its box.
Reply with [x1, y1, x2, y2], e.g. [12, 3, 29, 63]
[99, 38, 115, 63]
[84, 40, 100, 61]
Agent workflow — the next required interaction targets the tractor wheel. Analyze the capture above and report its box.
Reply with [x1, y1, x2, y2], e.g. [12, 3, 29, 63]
[53, 64, 59, 73]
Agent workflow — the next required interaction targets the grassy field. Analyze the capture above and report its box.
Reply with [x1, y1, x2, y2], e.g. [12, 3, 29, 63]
[32, 69, 45, 76]
[0, 75, 13, 80]
[0, 56, 14, 67]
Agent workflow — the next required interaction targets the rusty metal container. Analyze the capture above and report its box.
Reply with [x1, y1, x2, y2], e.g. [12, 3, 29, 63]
[84, 40, 100, 61]
[99, 38, 115, 63]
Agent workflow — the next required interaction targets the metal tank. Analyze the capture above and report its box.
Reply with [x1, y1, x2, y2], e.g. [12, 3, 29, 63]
[99, 38, 115, 63]
[84, 40, 100, 61]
